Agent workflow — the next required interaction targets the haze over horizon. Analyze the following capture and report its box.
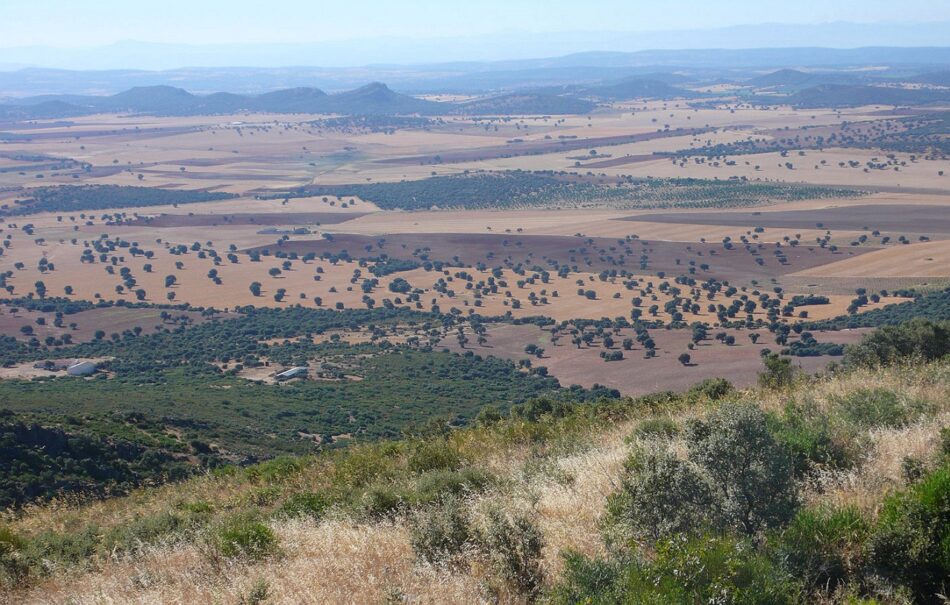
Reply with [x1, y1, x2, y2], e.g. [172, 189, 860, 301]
[1, 0, 949, 70]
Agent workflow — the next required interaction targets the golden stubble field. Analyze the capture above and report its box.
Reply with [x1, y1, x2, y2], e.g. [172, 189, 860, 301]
[0, 216, 908, 324]
[0, 100, 946, 327]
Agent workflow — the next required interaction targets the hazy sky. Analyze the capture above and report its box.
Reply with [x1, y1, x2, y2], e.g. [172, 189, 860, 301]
[2, 0, 948, 47]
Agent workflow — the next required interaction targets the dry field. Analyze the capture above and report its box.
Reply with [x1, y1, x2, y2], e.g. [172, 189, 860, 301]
[443, 322, 873, 395]
[0, 98, 946, 395]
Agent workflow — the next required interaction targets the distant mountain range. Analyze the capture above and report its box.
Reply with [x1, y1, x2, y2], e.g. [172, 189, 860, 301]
[2, 59, 949, 120]
[2, 74, 949, 121]
[0, 82, 605, 119]
[1, 46, 949, 98]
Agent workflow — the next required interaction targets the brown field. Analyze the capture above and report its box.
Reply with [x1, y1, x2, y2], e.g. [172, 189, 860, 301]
[0, 97, 945, 396]
[255, 231, 875, 284]
[444, 322, 873, 395]
[625, 204, 950, 236]
[0, 305, 213, 343]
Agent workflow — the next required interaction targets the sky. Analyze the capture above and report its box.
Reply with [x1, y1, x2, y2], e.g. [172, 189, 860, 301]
[1, 0, 949, 47]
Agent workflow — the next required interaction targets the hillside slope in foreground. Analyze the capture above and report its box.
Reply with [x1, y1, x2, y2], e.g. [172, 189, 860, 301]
[2, 322, 950, 604]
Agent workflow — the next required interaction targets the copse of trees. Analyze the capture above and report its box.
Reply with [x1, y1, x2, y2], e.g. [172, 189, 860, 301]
[843, 318, 950, 367]
[256, 171, 861, 211]
[6, 185, 236, 216]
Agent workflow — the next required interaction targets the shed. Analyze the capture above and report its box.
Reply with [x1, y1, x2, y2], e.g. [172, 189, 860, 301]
[275, 366, 308, 381]
[67, 360, 97, 376]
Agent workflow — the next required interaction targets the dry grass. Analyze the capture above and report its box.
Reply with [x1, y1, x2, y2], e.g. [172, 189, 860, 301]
[6, 361, 949, 604]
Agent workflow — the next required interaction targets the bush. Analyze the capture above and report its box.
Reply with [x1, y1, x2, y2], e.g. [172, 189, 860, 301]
[866, 462, 950, 600]
[549, 551, 625, 605]
[414, 468, 493, 504]
[643, 534, 800, 604]
[212, 516, 277, 560]
[834, 388, 929, 429]
[552, 534, 800, 605]
[481, 508, 545, 598]
[407, 439, 461, 474]
[772, 401, 856, 477]
[758, 354, 795, 389]
[609, 404, 799, 542]
[277, 491, 332, 520]
[844, 318, 950, 367]
[0, 526, 28, 585]
[408, 496, 473, 566]
[607, 449, 715, 543]
[357, 485, 405, 519]
[686, 403, 799, 536]
[633, 417, 679, 439]
[688, 377, 734, 400]
[778, 506, 869, 594]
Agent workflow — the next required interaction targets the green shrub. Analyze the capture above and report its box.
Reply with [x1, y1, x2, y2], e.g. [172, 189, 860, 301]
[688, 377, 734, 400]
[778, 506, 869, 594]
[610, 404, 799, 543]
[21, 525, 101, 571]
[481, 508, 545, 598]
[844, 318, 950, 367]
[834, 388, 929, 429]
[407, 439, 461, 474]
[758, 354, 795, 389]
[277, 491, 332, 520]
[548, 551, 624, 605]
[357, 485, 405, 519]
[867, 463, 950, 600]
[213, 516, 277, 560]
[332, 445, 398, 489]
[772, 401, 856, 477]
[105, 510, 208, 557]
[551, 534, 800, 605]
[606, 450, 715, 543]
[643, 534, 800, 604]
[414, 468, 494, 504]
[245, 456, 304, 484]
[632, 417, 679, 439]
[686, 403, 799, 536]
[178, 500, 214, 514]
[408, 496, 473, 566]
[0, 526, 28, 585]
[239, 579, 270, 605]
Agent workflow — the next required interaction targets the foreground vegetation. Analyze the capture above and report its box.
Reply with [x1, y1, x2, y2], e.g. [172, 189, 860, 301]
[0, 320, 946, 603]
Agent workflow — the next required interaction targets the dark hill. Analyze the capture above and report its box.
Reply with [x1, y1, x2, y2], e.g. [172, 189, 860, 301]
[908, 71, 950, 87]
[251, 87, 328, 112]
[456, 92, 595, 115]
[749, 69, 860, 89]
[324, 82, 443, 114]
[786, 84, 950, 107]
[581, 77, 695, 100]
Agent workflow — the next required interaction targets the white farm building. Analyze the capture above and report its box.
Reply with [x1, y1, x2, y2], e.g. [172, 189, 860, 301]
[66, 360, 97, 376]
[275, 366, 308, 381]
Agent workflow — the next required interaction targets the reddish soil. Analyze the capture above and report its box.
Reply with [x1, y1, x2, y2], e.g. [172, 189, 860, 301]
[0, 305, 217, 344]
[252, 232, 873, 284]
[124, 212, 368, 228]
[628, 204, 950, 235]
[445, 323, 872, 396]
[578, 154, 658, 168]
[375, 128, 713, 165]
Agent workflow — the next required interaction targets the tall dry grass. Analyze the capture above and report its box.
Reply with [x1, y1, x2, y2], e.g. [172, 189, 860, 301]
[5, 360, 948, 604]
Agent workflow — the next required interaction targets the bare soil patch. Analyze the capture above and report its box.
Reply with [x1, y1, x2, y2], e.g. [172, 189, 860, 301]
[445, 323, 872, 396]
[255, 232, 874, 284]
[626, 204, 950, 235]
[124, 212, 369, 228]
